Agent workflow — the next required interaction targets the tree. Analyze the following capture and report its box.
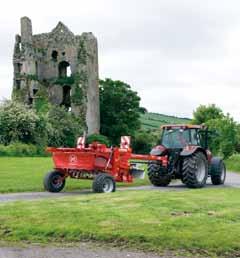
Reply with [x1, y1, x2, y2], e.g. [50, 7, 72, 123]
[193, 104, 223, 125]
[206, 115, 237, 159]
[192, 104, 238, 159]
[99, 79, 142, 144]
[0, 100, 47, 146]
[235, 124, 240, 153]
[46, 105, 84, 147]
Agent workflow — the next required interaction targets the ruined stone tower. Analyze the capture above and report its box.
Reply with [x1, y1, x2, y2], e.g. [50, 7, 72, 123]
[12, 17, 100, 134]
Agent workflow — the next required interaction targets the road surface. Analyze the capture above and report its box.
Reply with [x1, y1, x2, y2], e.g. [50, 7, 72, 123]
[0, 171, 238, 203]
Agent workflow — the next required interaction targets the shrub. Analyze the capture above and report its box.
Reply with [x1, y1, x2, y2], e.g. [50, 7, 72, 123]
[46, 105, 84, 147]
[132, 130, 159, 154]
[0, 100, 47, 146]
[86, 134, 110, 146]
[206, 115, 237, 159]
[0, 142, 43, 157]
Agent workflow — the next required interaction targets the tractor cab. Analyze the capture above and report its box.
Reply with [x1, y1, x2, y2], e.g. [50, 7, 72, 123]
[161, 126, 201, 149]
[160, 124, 211, 150]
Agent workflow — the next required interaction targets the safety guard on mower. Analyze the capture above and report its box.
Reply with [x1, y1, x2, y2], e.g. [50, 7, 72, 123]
[44, 136, 167, 193]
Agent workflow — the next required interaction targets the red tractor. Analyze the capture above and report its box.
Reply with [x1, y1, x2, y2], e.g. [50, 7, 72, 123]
[148, 124, 226, 188]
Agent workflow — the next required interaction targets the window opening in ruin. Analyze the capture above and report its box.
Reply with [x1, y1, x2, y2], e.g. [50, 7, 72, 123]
[67, 66, 71, 77]
[62, 52, 65, 56]
[28, 97, 33, 105]
[35, 62, 38, 75]
[61, 85, 71, 110]
[51, 50, 58, 61]
[58, 61, 71, 77]
[16, 63, 22, 74]
[33, 89, 38, 96]
[16, 80, 21, 90]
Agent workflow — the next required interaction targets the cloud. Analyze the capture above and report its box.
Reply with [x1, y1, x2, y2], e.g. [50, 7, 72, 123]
[1, 0, 240, 121]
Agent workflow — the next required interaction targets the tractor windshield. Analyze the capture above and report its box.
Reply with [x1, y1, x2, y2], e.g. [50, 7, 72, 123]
[161, 128, 199, 148]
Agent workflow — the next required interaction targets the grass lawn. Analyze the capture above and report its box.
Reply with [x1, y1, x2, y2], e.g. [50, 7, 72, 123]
[0, 188, 240, 256]
[0, 157, 150, 193]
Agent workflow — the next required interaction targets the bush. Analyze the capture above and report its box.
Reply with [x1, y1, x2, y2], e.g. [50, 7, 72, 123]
[0, 142, 44, 157]
[0, 100, 47, 146]
[86, 134, 110, 146]
[225, 154, 240, 172]
[206, 115, 237, 159]
[132, 130, 159, 154]
[46, 105, 84, 147]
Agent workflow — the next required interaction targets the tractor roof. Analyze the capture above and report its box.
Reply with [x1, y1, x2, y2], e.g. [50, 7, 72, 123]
[161, 124, 206, 130]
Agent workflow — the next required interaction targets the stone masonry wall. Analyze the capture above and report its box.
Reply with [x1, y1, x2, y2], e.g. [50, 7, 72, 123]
[12, 17, 100, 135]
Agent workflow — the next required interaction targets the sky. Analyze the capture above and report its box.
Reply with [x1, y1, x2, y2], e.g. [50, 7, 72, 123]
[1, 0, 240, 120]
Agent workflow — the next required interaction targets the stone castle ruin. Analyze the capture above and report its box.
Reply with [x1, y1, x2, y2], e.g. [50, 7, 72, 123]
[12, 17, 100, 134]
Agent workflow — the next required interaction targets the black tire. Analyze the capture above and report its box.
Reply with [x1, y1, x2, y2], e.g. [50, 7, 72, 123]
[43, 171, 66, 193]
[92, 173, 116, 193]
[147, 162, 171, 187]
[182, 152, 208, 188]
[210, 157, 226, 185]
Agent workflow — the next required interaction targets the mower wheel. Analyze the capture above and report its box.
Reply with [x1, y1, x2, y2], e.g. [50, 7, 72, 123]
[92, 173, 116, 193]
[43, 171, 66, 193]
[147, 162, 171, 187]
[182, 152, 208, 188]
[210, 157, 226, 185]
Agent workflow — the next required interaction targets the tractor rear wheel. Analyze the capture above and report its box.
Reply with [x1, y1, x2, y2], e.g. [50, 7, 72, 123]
[210, 157, 226, 185]
[147, 162, 171, 187]
[92, 173, 116, 193]
[182, 152, 208, 188]
[43, 171, 66, 193]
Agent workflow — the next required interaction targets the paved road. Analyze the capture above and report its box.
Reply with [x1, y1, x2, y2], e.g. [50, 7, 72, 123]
[0, 171, 238, 203]
[0, 244, 192, 258]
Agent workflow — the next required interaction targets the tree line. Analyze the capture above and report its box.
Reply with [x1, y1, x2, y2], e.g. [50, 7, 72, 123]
[0, 79, 239, 159]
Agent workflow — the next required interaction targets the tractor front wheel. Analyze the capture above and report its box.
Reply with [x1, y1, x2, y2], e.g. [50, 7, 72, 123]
[182, 152, 208, 188]
[92, 173, 116, 193]
[43, 171, 66, 193]
[147, 162, 171, 187]
[210, 157, 226, 185]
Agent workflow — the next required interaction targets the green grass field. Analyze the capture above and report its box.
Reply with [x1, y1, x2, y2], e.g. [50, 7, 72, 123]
[0, 157, 150, 193]
[0, 154, 240, 193]
[0, 189, 240, 256]
[140, 112, 191, 130]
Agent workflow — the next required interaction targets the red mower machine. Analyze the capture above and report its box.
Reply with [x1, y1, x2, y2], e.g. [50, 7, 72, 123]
[44, 136, 168, 193]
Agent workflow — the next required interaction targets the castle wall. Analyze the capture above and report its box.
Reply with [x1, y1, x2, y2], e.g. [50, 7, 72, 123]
[12, 17, 100, 135]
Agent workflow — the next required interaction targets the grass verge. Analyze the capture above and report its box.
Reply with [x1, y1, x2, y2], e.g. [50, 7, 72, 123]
[0, 157, 150, 193]
[0, 188, 240, 256]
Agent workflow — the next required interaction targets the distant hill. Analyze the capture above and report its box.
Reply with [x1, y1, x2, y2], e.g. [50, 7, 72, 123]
[140, 112, 191, 130]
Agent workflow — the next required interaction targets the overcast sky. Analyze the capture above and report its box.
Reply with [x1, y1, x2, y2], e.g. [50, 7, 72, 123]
[1, 0, 240, 120]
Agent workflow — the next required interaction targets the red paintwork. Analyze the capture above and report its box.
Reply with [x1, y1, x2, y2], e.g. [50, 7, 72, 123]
[47, 142, 168, 183]
[206, 149, 212, 162]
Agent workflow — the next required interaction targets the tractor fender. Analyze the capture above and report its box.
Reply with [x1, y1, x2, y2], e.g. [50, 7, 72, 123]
[150, 145, 167, 156]
[180, 146, 207, 158]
